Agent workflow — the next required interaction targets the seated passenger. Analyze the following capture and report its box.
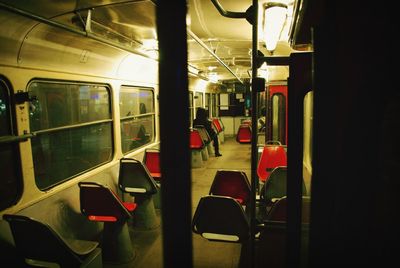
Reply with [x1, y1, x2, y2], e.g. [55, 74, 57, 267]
[193, 108, 222, 157]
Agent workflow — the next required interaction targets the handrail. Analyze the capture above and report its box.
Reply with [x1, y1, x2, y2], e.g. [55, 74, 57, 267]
[187, 29, 244, 84]
[0, 133, 35, 144]
[0, 2, 153, 60]
[210, 0, 248, 19]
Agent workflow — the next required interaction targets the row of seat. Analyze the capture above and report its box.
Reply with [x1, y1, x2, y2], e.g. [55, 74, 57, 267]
[192, 165, 308, 226]
[193, 166, 306, 225]
[192, 168, 310, 267]
[3, 157, 160, 267]
[190, 121, 224, 168]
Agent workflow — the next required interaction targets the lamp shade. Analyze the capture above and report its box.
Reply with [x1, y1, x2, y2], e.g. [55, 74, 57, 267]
[263, 4, 287, 52]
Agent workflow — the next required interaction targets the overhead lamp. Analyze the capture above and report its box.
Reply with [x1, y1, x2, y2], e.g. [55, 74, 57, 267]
[188, 65, 200, 75]
[263, 2, 288, 53]
[257, 62, 268, 80]
[208, 72, 219, 83]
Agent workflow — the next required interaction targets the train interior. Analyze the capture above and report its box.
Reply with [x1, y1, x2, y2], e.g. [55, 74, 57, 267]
[0, 0, 309, 267]
[1, 0, 400, 267]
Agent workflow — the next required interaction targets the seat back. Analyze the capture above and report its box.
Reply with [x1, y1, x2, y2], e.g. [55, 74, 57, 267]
[118, 158, 158, 195]
[79, 182, 134, 222]
[192, 195, 250, 243]
[212, 118, 223, 133]
[193, 125, 211, 145]
[190, 128, 205, 149]
[257, 144, 287, 182]
[262, 167, 307, 203]
[3, 214, 99, 267]
[267, 196, 311, 223]
[209, 170, 251, 205]
[143, 149, 161, 181]
[236, 124, 252, 143]
[241, 119, 251, 126]
[263, 166, 288, 202]
[257, 196, 311, 267]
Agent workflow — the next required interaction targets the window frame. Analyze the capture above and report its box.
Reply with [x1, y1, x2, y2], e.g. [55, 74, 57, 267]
[119, 85, 156, 154]
[28, 79, 114, 190]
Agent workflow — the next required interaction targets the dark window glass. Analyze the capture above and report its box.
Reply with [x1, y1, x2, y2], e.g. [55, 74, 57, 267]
[120, 86, 155, 153]
[211, 94, 217, 117]
[205, 93, 210, 114]
[29, 81, 113, 190]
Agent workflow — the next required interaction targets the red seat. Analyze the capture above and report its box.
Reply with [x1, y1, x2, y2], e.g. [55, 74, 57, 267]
[241, 119, 251, 126]
[78, 181, 137, 263]
[209, 170, 251, 206]
[236, 124, 252, 143]
[212, 118, 223, 133]
[143, 148, 161, 181]
[79, 182, 136, 222]
[257, 144, 287, 182]
[193, 125, 211, 146]
[190, 128, 205, 149]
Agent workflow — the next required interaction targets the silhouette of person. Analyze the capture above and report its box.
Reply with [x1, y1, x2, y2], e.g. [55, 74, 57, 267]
[258, 106, 266, 132]
[193, 107, 222, 157]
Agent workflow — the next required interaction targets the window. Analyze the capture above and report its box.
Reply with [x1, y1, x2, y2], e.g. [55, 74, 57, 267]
[271, 93, 286, 144]
[205, 93, 210, 115]
[0, 79, 22, 210]
[195, 92, 203, 108]
[194, 91, 204, 119]
[189, 91, 194, 125]
[120, 86, 155, 153]
[211, 94, 217, 117]
[29, 81, 113, 190]
[219, 93, 246, 116]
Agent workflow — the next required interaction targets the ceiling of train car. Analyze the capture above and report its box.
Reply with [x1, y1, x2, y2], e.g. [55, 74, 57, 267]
[0, 0, 299, 85]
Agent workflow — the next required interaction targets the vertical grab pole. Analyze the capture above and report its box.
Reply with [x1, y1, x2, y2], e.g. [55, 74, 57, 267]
[156, 1, 193, 267]
[250, 0, 259, 267]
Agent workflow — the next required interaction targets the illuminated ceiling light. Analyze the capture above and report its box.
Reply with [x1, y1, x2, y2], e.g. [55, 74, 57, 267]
[188, 65, 200, 75]
[257, 62, 268, 80]
[195, 79, 208, 91]
[141, 39, 158, 60]
[263, 2, 288, 53]
[208, 72, 219, 83]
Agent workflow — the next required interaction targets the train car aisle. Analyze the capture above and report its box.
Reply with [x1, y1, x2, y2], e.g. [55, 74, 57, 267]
[116, 136, 251, 268]
[192, 136, 251, 268]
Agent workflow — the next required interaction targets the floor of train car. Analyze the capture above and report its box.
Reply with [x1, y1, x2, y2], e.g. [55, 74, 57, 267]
[107, 136, 251, 268]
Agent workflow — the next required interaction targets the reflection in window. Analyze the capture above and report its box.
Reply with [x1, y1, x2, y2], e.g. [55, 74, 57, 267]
[120, 86, 155, 153]
[195, 92, 204, 119]
[195, 92, 203, 107]
[29, 81, 113, 190]
[0, 80, 22, 210]
[29, 83, 110, 131]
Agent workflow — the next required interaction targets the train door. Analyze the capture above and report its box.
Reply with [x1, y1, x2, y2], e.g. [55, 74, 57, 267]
[267, 84, 288, 145]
